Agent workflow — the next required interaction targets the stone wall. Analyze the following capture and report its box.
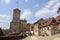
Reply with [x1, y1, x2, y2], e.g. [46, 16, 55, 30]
[34, 24, 38, 36]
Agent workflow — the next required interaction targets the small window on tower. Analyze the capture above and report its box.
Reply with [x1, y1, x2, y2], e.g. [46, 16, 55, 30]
[14, 24, 16, 26]
[14, 30, 16, 32]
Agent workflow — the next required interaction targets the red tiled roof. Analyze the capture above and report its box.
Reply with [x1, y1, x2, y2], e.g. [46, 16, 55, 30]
[34, 17, 58, 27]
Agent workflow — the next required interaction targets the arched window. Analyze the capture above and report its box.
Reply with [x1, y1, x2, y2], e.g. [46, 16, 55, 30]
[47, 27, 49, 30]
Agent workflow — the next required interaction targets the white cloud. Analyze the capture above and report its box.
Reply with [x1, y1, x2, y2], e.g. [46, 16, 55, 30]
[0, 14, 10, 19]
[0, 14, 11, 29]
[0, 14, 10, 22]
[25, 0, 28, 2]
[35, 0, 60, 18]
[0, 22, 10, 29]
[1, 0, 11, 4]
[45, 0, 59, 8]
[20, 9, 31, 20]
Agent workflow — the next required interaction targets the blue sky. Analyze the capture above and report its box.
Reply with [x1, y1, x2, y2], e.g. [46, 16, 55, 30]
[0, 0, 60, 29]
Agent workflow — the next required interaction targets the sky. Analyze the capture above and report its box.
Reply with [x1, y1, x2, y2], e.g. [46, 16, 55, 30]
[0, 0, 60, 29]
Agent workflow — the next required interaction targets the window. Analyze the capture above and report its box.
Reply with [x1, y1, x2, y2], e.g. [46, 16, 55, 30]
[45, 22, 47, 23]
[14, 24, 16, 26]
[41, 28, 43, 30]
[58, 20, 60, 22]
[42, 23, 44, 24]
[52, 20, 56, 23]
[53, 27, 56, 30]
[46, 27, 47, 30]
[39, 23, 41, 25]
[59, 30, 60, 33]
[14, 30, 16, 32]
[47, 27, 49, 30]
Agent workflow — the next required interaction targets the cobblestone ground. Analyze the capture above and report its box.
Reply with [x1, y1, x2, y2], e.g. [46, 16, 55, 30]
[21, 34, 60, 40]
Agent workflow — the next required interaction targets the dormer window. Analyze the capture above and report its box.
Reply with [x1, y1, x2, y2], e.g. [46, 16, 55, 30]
[52, 20, 56, 23]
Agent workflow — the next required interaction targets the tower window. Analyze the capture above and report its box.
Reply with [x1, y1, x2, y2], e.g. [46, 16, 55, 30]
[14, 30, 16, 32]
[14, 24, 16, 26]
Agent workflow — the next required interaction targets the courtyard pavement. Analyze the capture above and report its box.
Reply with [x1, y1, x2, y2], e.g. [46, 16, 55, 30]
[21, 34, 60, 40]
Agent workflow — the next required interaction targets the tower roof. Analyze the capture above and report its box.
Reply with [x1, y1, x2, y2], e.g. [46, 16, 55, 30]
[14, 8, 21, 12]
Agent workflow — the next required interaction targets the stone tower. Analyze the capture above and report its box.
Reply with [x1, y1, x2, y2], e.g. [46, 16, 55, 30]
[10, 8, 21, 34]
[13, 8, 20, 22]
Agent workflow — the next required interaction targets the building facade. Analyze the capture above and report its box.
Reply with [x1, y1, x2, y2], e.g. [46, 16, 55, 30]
[34, 16, 60, 36]
[9, 8, 60, 36]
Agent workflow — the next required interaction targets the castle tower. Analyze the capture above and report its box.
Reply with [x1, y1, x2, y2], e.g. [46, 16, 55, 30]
[13, 8, 20, 22]
[10, 8, 21, 34]
[10, 0, 21, 34]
